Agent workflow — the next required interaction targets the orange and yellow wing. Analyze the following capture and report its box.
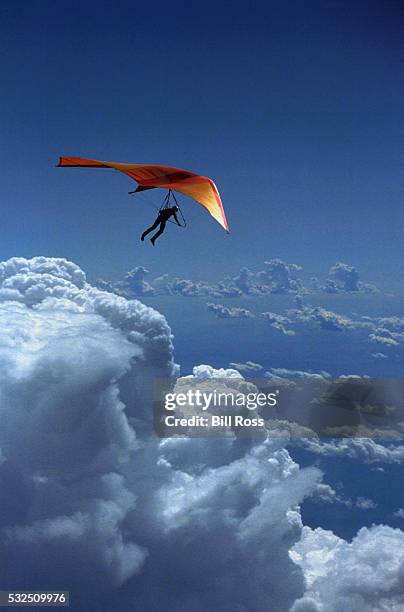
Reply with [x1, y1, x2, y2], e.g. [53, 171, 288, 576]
[57, 157, 229, 233]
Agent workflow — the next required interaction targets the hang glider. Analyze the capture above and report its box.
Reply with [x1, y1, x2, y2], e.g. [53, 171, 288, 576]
[57, 157, 229, 233]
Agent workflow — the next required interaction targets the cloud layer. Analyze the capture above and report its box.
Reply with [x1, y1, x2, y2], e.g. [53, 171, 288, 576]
[0, 257, 402, 611]
[98, 259, 378, 299]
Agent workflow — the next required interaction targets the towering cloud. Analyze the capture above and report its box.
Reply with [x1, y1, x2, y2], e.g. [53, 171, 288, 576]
[0, 257, 175, 588]
[323, 261, 378, 294]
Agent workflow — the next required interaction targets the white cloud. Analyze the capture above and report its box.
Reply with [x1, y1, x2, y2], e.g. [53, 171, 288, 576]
[98, 266, 155, 297]
[327, 262, 360, 291]
[0, 281, 323, 610]
[321, 262, 378, 294]
[207, 302, 254, 318]
[302, 438, 404, 464]
[312, 483, 352, 507]
[265, 368, 331, 381]
[97, 258, 383, 303]
[186, 364, 244, 379]
[291, 525, 404, 611]
[229, 360, 264, 373]
[291, 305, 368, 332]
[0, 256, 176, 588]
[369, 333, 399, 347]
[257, 258, 303, 294]
[261, 311, 296, 335]
[355, 496, 377, 510]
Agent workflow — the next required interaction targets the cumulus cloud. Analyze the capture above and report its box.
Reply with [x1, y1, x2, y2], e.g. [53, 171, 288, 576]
[160, 258, 304, 298]
[326, 262, 360, 292]
[229, 360, 264, 373]
[118, 266, 156, 296]
[291, 525, 404, 611]
[312, 485, 376, 510]
[321, 262, 378, 294]
[355, 496, 377, 510]
[292, 304, 404, 349]
[229, 266, 261, 295]
[265, 368, 331, 381]
[0, 259, 319, 609]
[206, 302, 254, 318]
[163, 278, 215, 297]
[185, 364, 244, 379]
[302, 438, 404, 464]
[224, 259, 304, 296]
[290, 305, 369, 332]
[97, 258, 384, 304]
[312, 483, 352, 507]
[257, 258, 303, 293]
[123, 365, 323, 610]
[0, 256, 175, 588]
[99, 257, 305, 299]
[369, 333, 399, 347]
[97, 267, 155, 297]
[261, 311, 296, 335]
[283, 301, 404, 349]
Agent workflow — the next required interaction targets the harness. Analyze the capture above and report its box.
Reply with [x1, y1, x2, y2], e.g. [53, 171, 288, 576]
[158, 190, 186, 228]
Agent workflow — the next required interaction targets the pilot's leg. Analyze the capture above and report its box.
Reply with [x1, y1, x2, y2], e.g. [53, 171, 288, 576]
[151, 221, 166, 244]
[141, 220, 159, 241]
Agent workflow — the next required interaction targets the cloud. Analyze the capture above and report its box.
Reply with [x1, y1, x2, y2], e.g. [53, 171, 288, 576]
[97, 267, 155, 297]
[99, 257, 305, 299]
[322, 262, 378, 294]
[97, 258, 383, 304]
[291, 305, 368, 332]
[0, 259, 318, 608]
[210, 258, 305, 298]
[185, 364, 244, 379]
[265, 368, 331, 381]
[312, 483, 352, 507]
[224, 258, 305, 295]
[229, 360, 264, 373]
[256, 259, 303, 294]
[261, 311, 296, 335]
[1, 258, 402, 610]
[206, 302, 254, 318]
[230, 266, 262, 295]
[0, 256, 176, 588]
[286, 304, 404, 348]
[301, 438, 404, 464]
[155, 258, 304, 298]
[327, 262, 360, 292]
[312, 485, 377, 511]
[369, 333, 399, 347]
[137, 273, 243, 299]
[355, 496, 377, 510]
[165, 278, 215, 297]
[394, 509, 404, 519]
[119, 267, 156, 296]
[291, 525, 404, 611]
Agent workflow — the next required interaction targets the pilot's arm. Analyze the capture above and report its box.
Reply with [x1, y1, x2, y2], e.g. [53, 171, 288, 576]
[173, 212, 181, 225]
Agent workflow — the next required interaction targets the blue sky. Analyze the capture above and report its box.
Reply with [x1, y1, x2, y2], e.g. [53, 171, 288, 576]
[1, 0, 404, 283]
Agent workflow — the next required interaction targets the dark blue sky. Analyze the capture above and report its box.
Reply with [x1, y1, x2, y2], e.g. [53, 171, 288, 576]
[1, 1, 404, 282]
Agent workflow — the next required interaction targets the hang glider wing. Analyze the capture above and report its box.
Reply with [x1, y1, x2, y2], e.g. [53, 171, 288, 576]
[57, 157, 229, 233]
